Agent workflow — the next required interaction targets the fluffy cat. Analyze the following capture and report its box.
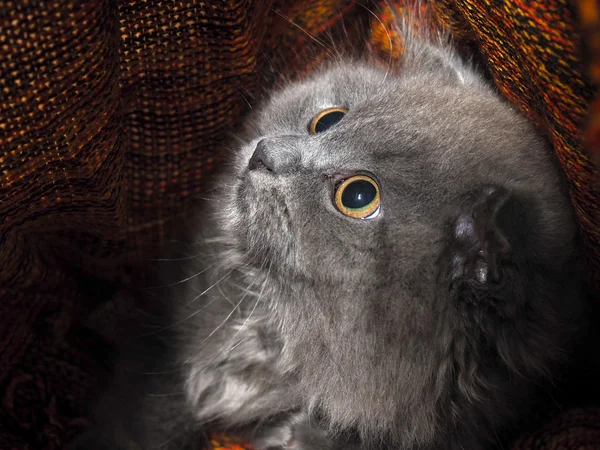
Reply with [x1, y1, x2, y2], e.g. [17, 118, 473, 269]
[74, 10, 588, 450]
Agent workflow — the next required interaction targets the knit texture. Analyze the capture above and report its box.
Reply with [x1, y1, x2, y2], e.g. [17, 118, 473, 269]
[0, 1, 597, 449]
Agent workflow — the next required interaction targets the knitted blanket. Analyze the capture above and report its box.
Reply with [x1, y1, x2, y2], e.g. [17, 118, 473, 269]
[0, 1, 598, 449]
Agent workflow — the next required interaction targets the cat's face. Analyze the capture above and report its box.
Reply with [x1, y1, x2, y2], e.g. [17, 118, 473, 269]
[226, 59, 567, 288]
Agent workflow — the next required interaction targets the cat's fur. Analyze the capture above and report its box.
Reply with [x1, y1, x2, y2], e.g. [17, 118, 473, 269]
[75, 11, 588, 450]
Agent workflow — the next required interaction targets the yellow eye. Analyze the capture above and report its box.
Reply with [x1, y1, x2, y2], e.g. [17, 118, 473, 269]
[308, 107, 348, 134]
[334, 175, 381, 219]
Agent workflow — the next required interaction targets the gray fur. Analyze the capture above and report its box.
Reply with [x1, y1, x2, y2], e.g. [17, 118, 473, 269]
[75, 14, 587, 450]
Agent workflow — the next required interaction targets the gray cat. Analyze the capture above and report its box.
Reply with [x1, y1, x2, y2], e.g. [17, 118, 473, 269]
[75, 12, 588, 450]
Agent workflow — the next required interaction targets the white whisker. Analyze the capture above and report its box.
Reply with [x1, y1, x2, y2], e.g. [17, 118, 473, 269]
[180, 267, 237, 308]
[224, 264, 270, 356]
[183, 260, 270, 383]
[232, 85, 254, 112]
[358, 0, 394, 83]
[273, 9, 335, 59]
[225, 336, 248, 353]
[140, 263, 217, 290]
[132, 261, 266, 379]
[133, 267, 238, 342]
[150, 254, 203, 262]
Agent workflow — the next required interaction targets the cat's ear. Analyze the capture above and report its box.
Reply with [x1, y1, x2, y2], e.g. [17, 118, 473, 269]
[402, 38, 480, 85]
[391, 6, 480, 85]
[449, 185, 512, 285]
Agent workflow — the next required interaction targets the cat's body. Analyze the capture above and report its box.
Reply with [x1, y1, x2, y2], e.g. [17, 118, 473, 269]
[76, 14, 588, 450]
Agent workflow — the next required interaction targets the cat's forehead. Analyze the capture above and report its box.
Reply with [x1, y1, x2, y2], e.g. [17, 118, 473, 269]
[292, 63, 389, 105]
[256, 63, 393, 132]
[255, 61, 496, 137]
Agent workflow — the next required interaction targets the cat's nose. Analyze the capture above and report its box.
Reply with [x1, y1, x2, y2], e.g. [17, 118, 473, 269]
[248, 140, 274, 172]
[248, 138, 298, 173]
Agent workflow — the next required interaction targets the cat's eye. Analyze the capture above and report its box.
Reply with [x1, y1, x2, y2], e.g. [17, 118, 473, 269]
[334, 175, 380, 219]
[308, 107, 348, 134]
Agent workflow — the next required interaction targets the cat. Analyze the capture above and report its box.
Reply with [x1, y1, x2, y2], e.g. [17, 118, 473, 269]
[73, 8, 588, 450]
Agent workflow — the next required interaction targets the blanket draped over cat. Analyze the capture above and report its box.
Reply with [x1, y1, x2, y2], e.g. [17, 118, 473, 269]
[0, 0, 598, 449]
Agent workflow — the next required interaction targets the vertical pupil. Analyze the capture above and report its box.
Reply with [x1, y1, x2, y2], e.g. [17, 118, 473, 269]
[315, 111, 345, 133]
[341, 180, 376, 209]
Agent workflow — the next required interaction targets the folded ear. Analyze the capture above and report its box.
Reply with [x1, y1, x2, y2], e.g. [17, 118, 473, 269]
[389, 3, 482, 86]
[402, 38, 481, 86]
[449, 185, 512, 284]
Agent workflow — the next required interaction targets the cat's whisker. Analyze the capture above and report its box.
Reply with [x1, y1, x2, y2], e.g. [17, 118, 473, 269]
[272, 9, 336, 60]
[224, 264, 270, 356]
[232, 85, 254, 113]
[133, 294, 220, 341]
[357, 0, 394, 83]
[215, 145, 239, 159]
[224, 128, 251, 147]
[144, 391, 181, 397]
[218, 144, 241, 159]
[225, 335, 247, 353]
[258, 48, 295, 91]
[191, 283, 254, 348]
[258, 48, 277, 84]
[138, 263, 217, 290]
[318, 7, 349, 63]
[132, 266, 240, 342]
[187, 267, 239, 309]
[217, 278, 237, 309]
[149, 252, 204, 262]
[190, 190, 226, 205]
[341, 3, 374, 61]
[172, 261, 265, 370]
[182, 260, 270, 383]
[131, 268, 259, 376]
[199, 236, 231, 246]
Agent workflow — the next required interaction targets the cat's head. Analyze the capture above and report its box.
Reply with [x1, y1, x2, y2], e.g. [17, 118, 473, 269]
[224, 40, 576, 287]
[217, 29, 582, 445]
